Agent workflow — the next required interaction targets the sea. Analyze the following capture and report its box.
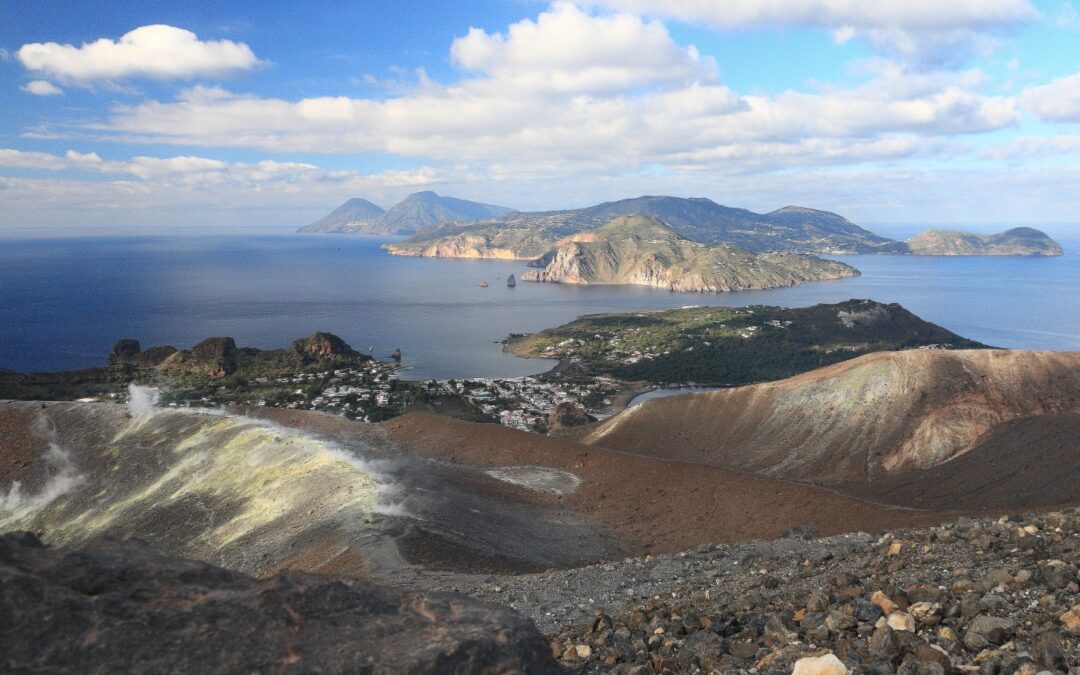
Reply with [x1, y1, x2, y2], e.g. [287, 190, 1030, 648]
[1, 232, 1078, 380]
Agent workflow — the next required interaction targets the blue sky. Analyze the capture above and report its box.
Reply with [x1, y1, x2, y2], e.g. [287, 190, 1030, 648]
[3, 0, 1080, 233]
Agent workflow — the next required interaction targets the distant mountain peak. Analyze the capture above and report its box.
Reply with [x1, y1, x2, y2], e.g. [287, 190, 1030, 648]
[298, 197, 385, 234]
[300, 192, 513, 236]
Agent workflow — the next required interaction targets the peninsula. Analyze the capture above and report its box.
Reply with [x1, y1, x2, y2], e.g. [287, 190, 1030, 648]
[518, 215, 858, 292]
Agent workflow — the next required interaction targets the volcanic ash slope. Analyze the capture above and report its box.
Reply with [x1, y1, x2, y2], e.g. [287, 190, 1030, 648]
[579, 349, 1080, 486]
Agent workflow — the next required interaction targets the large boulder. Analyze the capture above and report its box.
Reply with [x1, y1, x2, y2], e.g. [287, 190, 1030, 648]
[0, 532, 559, 674]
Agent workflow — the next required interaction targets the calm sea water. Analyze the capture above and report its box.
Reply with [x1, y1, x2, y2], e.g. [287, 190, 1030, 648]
[1, 234, 1077, 379]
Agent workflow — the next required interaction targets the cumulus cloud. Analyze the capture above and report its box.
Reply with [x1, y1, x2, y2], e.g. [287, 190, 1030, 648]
[88, 62, 1015, 176]
[450, 2, 714, 93]
[1022, 71, 1080, 122]
[9, 5, 1021, 178]
[589, 0, 1037, 66]
[15, 24, 260, 85]
[21, 80, 63, 96]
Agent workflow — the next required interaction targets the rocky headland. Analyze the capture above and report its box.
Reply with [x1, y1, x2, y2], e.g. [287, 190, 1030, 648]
[518, 216, 858, 293]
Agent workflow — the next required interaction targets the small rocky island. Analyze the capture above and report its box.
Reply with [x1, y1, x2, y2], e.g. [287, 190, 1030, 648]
[891, 227, 1063, 256]
[520, 215, 858, 292]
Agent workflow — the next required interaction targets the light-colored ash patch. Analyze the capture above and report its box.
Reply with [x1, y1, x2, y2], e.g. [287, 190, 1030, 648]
[484, 466, 582, 495]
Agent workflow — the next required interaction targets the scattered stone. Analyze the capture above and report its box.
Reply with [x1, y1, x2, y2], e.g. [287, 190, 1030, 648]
[792, 652, 849, 675]
[872, 590, 900, 614]
[1060, 605, 1080, 631]
[967, 615, 1015, 645]
[888, 611, 916, 632]
[909, 602, 942, 626]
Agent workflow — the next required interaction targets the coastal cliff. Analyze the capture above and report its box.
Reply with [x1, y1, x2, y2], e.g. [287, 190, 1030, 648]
[519, 215, 858, 292]
[385, 233, 523, 259]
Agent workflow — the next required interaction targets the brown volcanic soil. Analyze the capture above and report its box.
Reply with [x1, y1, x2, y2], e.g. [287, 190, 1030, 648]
[841, 412, 1080, 511]
[0, 403, 50, 482]
[377, 412, 947, 555]
[575, 349, 1080, 484]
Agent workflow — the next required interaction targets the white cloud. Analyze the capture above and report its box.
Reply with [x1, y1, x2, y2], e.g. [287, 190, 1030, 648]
[1022, 71, 1080, 122]
[590, 0, 1037, 66]
[86, 63, 1015, 175]
[0, 148, 449, 229]
[0, 147, 441, 191]
[21, 80, 64, 96]
[981, 134, 1080, 159]
[15, 24, 260, 85]
[589, 0, 1036, 30]
[450, 2, 714, 93]
[8, 6, 1021, 178]
[7, 156, 1080, 230]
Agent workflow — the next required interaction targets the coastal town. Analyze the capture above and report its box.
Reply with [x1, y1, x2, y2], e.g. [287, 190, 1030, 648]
[150, 356, 624, 432]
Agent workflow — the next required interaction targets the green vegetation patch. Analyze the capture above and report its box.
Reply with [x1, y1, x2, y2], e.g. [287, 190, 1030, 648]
[507, 299, 987, 385]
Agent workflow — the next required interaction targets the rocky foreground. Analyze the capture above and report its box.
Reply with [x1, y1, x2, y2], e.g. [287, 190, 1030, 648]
[4, 509, 1078, 673]
[0, 531, 558, 674]
[427, 509, 1080, 674]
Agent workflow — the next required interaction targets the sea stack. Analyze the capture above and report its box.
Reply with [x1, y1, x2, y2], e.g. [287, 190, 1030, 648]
[507, 274, 516, 287]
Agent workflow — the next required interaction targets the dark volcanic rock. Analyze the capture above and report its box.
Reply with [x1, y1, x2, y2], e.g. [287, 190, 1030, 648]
[0, 533, 560, 674]
[108, 339, 178, 368]
[107, 338, 141, 365]
[291, 331, 361, 359]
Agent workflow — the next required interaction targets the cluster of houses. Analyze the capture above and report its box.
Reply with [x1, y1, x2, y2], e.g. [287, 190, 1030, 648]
[162, 357, 620, 431]
[422, 376, 619, 431]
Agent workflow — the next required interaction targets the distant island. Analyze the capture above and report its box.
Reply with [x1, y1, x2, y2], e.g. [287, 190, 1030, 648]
[518, 215, 858, 292]
[304, 193, 1064, 264]
[888, 227, 1064, 256]
[298, 191, 512, 235]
